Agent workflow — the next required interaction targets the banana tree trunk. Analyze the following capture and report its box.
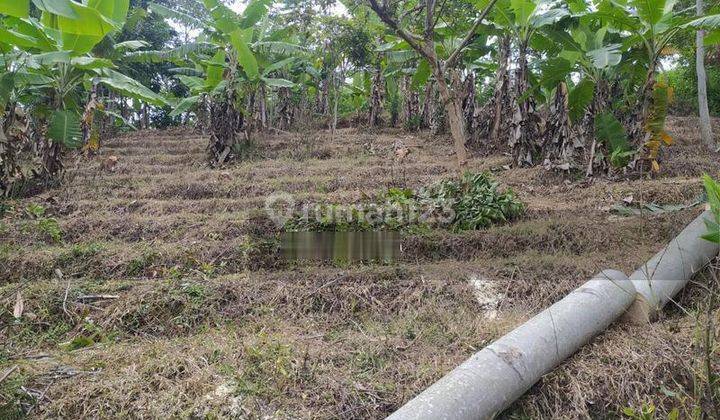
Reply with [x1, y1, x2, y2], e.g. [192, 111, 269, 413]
[542, 82, 573, 169]
[471, 36, 510, 148]
[276, 87, 293, 130]
[196, 94, 210, 134]
[40, 137, 62, 183]
[460, 71, 476, 137]
[1, 105, 22, 197]
[208, 54, 247, 164]
[82, 82, 100, 153]
[368, 64, 384, 127]
[258, 84, 267, 132]
[318, 76, 329, 116]
[209, 96, 245, 164]
[627, 62, 658, 146]
[142, 104, 149, 129]
[584, 80, 611, 176]
[420, 80, 434, 129]
[400, 74, 419, 129]
[490, 36, 511, 142]
[509, 41, 542, 166]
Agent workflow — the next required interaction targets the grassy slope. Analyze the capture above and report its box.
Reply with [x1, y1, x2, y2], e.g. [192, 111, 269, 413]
[1, 117, 719, 418]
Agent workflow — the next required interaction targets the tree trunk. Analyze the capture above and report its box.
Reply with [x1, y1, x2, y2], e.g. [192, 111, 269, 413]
[628, 62, 658, 145]
[258, 84, 267, 132]
[276, 87, 293, 130]
[584, 79, 611, 176]
[0, 104, 26, 197]
[319, 76, 329, 116]
[331, 68, 341, 134]
[460, 71, 476, 137]
[433, 66, 468, 167]
[208, 53, 247, 164]
[420, 81, 434, 129]
[542, 82, 573, 169]
[490, 36, 511, 142]
[142, 104, 149, 129]
[81, 81, 100, 154]
[400, 74, 419, 129]
[368, 64, 384, 127]
[196, 94, 210, 134]
[509, 41, 542, 166]
[697, 0, 715, 150]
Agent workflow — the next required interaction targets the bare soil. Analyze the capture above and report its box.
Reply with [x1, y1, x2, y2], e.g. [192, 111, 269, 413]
[1, 117, 719, 418]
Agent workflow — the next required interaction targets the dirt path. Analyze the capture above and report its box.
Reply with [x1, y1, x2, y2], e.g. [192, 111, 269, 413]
[1, 118, 718, 418]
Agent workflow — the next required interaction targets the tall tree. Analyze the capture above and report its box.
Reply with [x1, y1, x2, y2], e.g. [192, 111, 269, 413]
[365, 0, 499, 167]
[696, 0, 715, 150]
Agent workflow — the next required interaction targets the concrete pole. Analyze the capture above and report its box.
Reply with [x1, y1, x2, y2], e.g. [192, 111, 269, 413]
[388, 270, 634, 419]
[624, 209, 720, 323]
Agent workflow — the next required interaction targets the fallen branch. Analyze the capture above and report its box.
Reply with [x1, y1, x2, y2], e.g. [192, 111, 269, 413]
[0, 365, 18, 384]
[76, 294, 120, 302]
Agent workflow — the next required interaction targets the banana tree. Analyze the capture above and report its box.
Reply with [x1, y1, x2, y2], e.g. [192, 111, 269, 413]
[0, 0, 167, 193]
[489, 0, 569, 166]
[366, 0, 500, 167]
[151, 0, 294, 162]
[593, 0, 691, 170]
[538, 11, 629, 175]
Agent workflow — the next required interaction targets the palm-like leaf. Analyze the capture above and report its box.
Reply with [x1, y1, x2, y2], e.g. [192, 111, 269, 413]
[48, 109, 82, 149]
[98, 69, 167, 106]
[148, 2, 208, 29]
[170, 95, 200, 117]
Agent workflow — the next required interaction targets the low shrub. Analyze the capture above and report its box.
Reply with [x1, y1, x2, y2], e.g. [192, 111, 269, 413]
[285, 171, 524, 232]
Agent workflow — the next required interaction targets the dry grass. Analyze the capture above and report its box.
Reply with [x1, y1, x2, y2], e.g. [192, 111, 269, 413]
[1, 117, 719, 418]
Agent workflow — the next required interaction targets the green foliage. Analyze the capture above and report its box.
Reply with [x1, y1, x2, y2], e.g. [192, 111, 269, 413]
[62, 335, 95, 351]
[702, 174, 720, 244]
[60, 321, 110, 351]
[25, 203, 62, 242]
[98, 69, 167, 106]
[404, 114, 422, 131]
[665, 66, 720, 116]
[594, 111, 633, 168]
[25, 203, 46, 218]
[48, 110, 82, 149]
[422, 172, 525, 232]
[0, 0, 30, 18]
[237, 334, 294, 398]
[230, 29, 259, 80]
[126, 250, 158, 276]
[568, 78, 595, 123]
[56, 242, 105, 265]
[0, 365, 31, 419]
[37, 217, 62, 242]
[285, 172, 524, 233]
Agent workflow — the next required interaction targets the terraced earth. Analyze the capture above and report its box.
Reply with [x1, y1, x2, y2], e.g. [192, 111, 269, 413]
[1, 117, 719, 418]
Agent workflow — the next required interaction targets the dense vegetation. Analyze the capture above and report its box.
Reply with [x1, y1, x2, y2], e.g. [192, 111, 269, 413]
[2, 0, 720, 199]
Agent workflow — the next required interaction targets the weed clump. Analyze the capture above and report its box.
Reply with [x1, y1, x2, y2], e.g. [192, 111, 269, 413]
[285, 171, 524, 232]
[24, 203, 62, 243]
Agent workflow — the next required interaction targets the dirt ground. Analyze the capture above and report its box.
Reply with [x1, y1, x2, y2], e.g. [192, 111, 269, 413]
[1, 117, 719, 418]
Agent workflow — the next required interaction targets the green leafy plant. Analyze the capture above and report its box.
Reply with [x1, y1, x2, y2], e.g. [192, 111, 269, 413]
[37, 217, 62, 243]
[594, 111, 634, 168]
[285, 172, 524, 233]
[25, 203, 46, 218]
[25, 203, 61, 242]
[702, 174, 720, 243]
[421, 172, 525, 232]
